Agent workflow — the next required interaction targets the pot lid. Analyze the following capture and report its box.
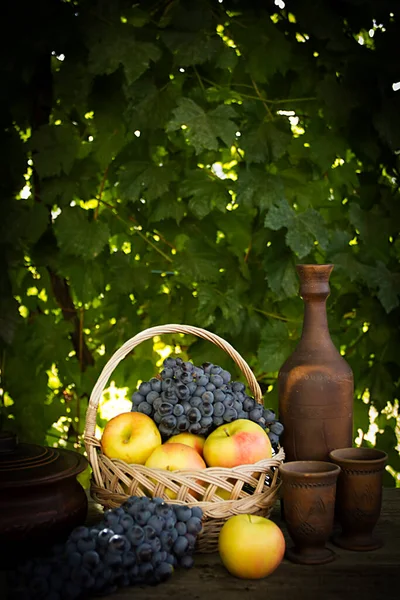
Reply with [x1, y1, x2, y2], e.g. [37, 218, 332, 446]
[0, 431, 88, 489]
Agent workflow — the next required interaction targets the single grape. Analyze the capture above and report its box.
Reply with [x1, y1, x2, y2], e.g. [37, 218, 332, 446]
[213, 401, 225, 417]
[122, 551, 136, 568]
[182, 361, 193, 372]
[175, 357, 183, 366]
[232, 382, 245, 393]
[136, 542, 153, 563]
[249, 406, 263, 421]
[160, 531, 173, 550]
[210, 365, 221, 375]
[188, 381, 197, 395]
[173, 403, 184, 417]
[175, 505, 192, 522]
[161, 377, 174, 391]
[186, 516, 202, 534]
[153, 411, 163, 424]
[233, 400, 243, 413]
[139, 382, 152, 396]
[180, 372, 193, 384]
[188, 407, 201, 423]
[220, 370, 231, 384]
[179, 555, 194, 569]
[200, 416, 213, 428]
[136, 510, 152, 527]
[268, 432, 280, 446]
[161, 414, 177, 429]
[131, 392, 144, 406]
[150, 378, 162, 393]
[193, 385, 206, 397]
[200, 402, 213, 416]
[70, 526, 90, 542]
[191, 506, 203, 520]
[223, 396, 234, 409]
[214, 389, 226, 402]
[176, 415, 189, 431]
[147, 515, 164, 534]
[153, 397, 163, 411]
[243, 397, 255, 412]
[192, 366, 204, 377]
[202, 362, 213, 374]
[165, 553, 177, 566]
[138, 401, 152, 415]
[176, 383, 190, 400]
[97, 528, 114, 546]
[161, 368, 174, 379]
[159, 402, 173, 415]
[104, 551, 123, 567]
[154, 562, 173, 582]
[109, 534, 130, 552]
[224, 407, 238, 422]
[189, 422, 202, 434]
[258, 416, 267, 428]
[197, 375, 209, 387]
[161, 389, 177, 402]
[144, 525, 157, 541]
[270, 421, 284, 435]
[235, 391, 245, 402]
[185, 532, 197, 550]
[238, 410, 248, 419]
[153, 550, 168, 566]
[264, 408, 276, 422]
[182, 401, 191, 413]
[77, 538, 96, 553]
[127, 525, 145, 545]
[173, 536, 189, 556]
[82, 550, 100, 568]
[210, 374, 224, 387]
[202, 391, 214, 403]
[213, 416, 224, 426]
[67, 551, 81, 567]
[151, 537, 162, 553]
[164, 357, 176, 368]
[176, 521, 187, 535]
[189, 396, 202, 408]
[205, 382, 216, 392]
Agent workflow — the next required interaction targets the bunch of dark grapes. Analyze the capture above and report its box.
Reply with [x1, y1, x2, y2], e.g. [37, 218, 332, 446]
[7, 497, 202, 600]
[131, 357, 283, 449]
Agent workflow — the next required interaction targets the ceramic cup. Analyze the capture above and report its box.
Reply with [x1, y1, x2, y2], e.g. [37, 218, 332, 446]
[329, 447, 387, 551]
[279, 461, 341, 565]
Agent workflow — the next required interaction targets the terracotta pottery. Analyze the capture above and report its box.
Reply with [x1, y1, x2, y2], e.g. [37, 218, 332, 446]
[279, 460, 340, 565]
[0, 431, 88, 565]
[329, 447, 387, 551]
[278, 264, 354, 462]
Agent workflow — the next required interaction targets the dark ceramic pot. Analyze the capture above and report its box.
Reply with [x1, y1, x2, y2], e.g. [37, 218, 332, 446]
[0, 431, 88, 564]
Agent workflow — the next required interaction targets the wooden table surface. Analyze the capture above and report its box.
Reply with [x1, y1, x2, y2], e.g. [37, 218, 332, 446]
[89, 488, 399, 600]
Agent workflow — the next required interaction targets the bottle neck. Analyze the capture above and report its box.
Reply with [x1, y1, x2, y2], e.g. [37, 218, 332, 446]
[300, 297, 332, 346]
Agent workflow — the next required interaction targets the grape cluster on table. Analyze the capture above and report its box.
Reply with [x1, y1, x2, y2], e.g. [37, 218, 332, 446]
[8, 496, 202, 600]
[131, 357, 284, 449]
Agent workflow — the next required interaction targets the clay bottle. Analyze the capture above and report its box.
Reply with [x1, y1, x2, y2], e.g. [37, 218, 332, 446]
[278, 264, 354, 462]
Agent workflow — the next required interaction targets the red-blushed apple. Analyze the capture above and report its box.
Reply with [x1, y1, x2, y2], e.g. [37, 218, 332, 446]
[219, 514, 285, 579]
[165, 432, 206, 457]
[145, 442, 206, 499]
[203, 419, 272, 468]
[101, 412, 161, 465]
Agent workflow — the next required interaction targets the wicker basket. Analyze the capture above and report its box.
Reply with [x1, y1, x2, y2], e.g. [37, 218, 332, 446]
[84, 324, 285, 552]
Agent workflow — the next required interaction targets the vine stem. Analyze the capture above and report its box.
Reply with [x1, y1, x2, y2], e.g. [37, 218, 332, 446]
[97, 198, 174, 263]
[94, 165, 109, 220]
[253, 306, 301, 323]
[251, 78, 274, 120]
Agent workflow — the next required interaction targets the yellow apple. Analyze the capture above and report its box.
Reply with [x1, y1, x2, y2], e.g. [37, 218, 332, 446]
[145, 442, 206, 499]
[203, 419, 272, 468]
[101, 412, 161, 465]
[165, 432, 206, 457]
[219, 514, 285, 579]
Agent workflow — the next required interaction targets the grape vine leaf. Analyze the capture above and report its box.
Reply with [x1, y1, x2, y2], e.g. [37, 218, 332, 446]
[29, 125, 79, 178]
[54, 208, 110, 261]
[166, 98, 238, 153]
[265, 198, 329, 257]
[236, 169, 284, 211]
[180, 171, 229, 218]
[257, 320, 293, 373]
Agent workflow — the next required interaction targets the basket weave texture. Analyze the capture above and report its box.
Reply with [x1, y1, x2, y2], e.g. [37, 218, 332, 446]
[84, 324, 285, 553]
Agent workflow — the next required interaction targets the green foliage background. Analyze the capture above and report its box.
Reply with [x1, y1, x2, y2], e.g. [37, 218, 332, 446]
[1, 0, 399, 485]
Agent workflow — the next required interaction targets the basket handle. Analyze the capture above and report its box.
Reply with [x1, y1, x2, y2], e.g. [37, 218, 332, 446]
[84, 324, 263, 440]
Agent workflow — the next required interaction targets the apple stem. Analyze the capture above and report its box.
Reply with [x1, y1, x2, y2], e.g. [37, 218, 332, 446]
[248, 515, 253, 524]
[224, 428, 230, 437]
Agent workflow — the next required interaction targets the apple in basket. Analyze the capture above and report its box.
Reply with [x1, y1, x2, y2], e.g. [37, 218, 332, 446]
[101, 412, 162, 465]
[145, 443, 206, 499]
[165, 432, 206, 457]
[203, 419, 272, 468]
